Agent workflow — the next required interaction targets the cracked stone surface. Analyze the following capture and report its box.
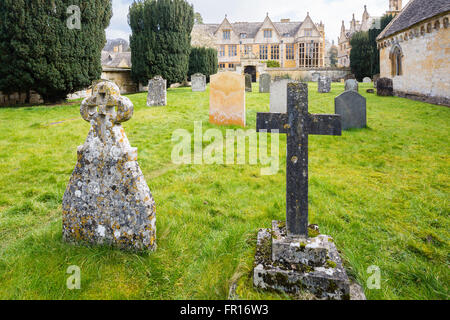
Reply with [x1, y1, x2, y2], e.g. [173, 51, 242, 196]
[62, 81, 156, 251]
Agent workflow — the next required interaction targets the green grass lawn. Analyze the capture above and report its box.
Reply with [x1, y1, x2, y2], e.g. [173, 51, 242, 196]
[0, 82, 448, 300]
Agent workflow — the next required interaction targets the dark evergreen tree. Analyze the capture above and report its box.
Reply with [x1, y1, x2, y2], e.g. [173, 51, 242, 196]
[369, 14, 394, 76]
[350, 31, 372, 81]
[129, 0, 194, 86]
[188, 47, 218, 82]
[0, 0, 112, 103]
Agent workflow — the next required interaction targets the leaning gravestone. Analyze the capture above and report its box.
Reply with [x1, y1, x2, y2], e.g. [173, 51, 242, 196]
[345, 79, 359, 92]
[209, 71, 246, 127]
[377, 78, 394, 96]
[191, 73, 206, 92]
[259, 73, 271, 93]
[147, 76, 167, 106]
[254, 83, 351, 299]
[335, 90, 367, 130]
[245, 74, 252, 92]
[318, 76, 331, 93]
[363, 77, 372, 83]
[62, 81, 157, 251]
[270, 79, 299, 113]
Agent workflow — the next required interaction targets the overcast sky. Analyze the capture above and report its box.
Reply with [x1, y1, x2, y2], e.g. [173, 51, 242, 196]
[106, 0, 394, 43]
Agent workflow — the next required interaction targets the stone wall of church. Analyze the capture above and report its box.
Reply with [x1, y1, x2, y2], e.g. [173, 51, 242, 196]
[378, 14, 449, 106]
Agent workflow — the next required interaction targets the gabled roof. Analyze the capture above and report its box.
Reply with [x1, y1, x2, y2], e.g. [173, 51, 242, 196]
[198, 20, 303, 39]
[378, 0, 450, 40]
[101, 51, 132, 69]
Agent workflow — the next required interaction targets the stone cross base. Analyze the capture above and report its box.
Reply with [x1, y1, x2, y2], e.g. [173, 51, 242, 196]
[253, 221, 351, 300]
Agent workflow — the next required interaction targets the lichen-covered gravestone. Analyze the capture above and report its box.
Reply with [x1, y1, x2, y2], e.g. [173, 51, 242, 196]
[245, 74, 252, 92]
[147, 76, 167, 106]
[259, 73, 271, 93]
[318, 76, 331, 93]
[363, 77, 372, 83]
[335, 90, 367, 130]
[345, 79, 359, 92]
[377, 77, 394, 96]
[63, 81, 157, 251]
[191, 73, 206, 92]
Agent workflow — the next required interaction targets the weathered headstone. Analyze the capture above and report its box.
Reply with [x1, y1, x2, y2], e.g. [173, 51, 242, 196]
[245, 74, 252, 92]
[363, 77, 372, 83]
[191, 73, 206, 92]
[345, 79, 359, 92]
[259, 73, 271, 93]
[311, 72, 320, 82]
[335, 90, 367, 130]
[318, 76, 331, 93]
[253, 83, 351, 299]
[147, 76, 167, 106]
[373, 74, 380, 88]
[209, 72, 246, 127]
[63, 81, 157, 251]
[270, 79, 299, 113]
[344, 74, 356, 81]
[377, 77, 393, 96]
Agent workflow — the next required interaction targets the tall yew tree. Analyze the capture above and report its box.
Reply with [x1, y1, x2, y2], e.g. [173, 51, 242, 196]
[129, 0, 194, 86]
[350, 31, 372, 81]
[0, 0, 112, 103]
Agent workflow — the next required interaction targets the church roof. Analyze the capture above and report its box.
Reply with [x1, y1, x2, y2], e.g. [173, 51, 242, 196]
[378, 0, 450, 40]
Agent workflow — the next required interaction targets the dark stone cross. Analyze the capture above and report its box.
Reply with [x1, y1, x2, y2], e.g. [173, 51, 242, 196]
[257, 83, 342, 237]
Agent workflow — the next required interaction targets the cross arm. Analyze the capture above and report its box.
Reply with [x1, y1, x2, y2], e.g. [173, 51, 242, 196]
[308, 114, 342, 136]
[256, 113, 288, 134]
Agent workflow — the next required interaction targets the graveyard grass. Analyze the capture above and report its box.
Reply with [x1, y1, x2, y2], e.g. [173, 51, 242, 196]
[0, 82, 448, 300]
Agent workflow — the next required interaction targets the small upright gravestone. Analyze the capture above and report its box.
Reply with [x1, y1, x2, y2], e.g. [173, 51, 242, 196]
[63, 81, 157, 251]
[147, 76, 167, 106]
[254, 83, 352, 299]
[245, 74, 252, 92]
[363, 77, 372, 83]
[259, 73, 271, 93]
[209, 71, 246, 127]
[270, 79, 299, 113]
[191, 73, 206, 92]
[318, 76, 331, 93]
[377, 78, 394, 96]
[345, 79, 359, 92]
[373, 74, 380, 88]
[335, 90, 367, 130]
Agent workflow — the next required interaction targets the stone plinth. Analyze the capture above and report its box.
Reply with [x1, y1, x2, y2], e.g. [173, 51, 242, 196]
[192, 73, 206, 92]
[63, 81, 156, 251]
[345, 79, 359, 92]
[209, 72, 246, 127]
[147, 76, 167, 106]
[318, 76, 331, 93]
[253, 222, 351, 300]
[259, 73, 271, 93]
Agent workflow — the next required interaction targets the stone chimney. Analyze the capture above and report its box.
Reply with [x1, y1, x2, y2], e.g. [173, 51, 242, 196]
[281, 18, 290, 23]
